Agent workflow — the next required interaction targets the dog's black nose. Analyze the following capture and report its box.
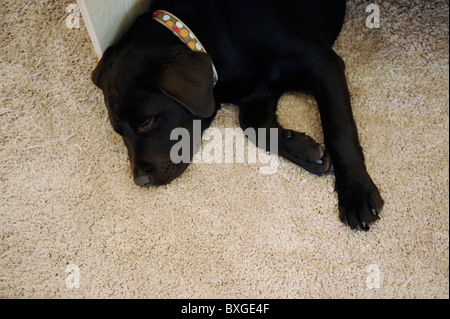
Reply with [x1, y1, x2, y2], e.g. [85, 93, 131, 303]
[134, 175, 152, 187]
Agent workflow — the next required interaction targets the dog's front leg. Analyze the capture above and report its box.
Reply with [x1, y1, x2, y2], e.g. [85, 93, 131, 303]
[312, 51, 384, 231]
[239, 92, 331, 176]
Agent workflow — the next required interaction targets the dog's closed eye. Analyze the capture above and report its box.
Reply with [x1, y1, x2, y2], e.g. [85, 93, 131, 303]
[140, 116, 155, 131]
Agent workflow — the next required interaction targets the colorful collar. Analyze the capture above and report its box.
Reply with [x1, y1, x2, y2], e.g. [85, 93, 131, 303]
[153, 10, 218, 86]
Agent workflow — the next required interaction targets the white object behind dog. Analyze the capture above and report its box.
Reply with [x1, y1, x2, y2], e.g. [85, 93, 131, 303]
[77, 0, 153, 59]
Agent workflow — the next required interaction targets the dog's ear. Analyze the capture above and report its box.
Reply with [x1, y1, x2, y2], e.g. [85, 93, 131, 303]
[157, 49, 216, 118]
[91, 47, 114, 89]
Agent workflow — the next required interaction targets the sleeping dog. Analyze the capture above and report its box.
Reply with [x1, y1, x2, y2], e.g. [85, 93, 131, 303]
[91, 0, 384, 230]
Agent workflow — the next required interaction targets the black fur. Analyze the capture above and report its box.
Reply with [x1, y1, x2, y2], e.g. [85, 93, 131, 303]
[92, 0, 384, 230]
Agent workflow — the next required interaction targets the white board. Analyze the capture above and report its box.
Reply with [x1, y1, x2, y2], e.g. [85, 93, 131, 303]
[77, 0, 153, 59]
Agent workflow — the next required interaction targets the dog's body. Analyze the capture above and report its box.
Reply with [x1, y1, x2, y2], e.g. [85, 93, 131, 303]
[92, 0, 384, 230]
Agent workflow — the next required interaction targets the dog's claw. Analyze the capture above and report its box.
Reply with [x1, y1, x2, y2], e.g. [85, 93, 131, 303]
[360, 221, 370, 231]
[282, 130, 294, 139]
[317, 145, 325, 160]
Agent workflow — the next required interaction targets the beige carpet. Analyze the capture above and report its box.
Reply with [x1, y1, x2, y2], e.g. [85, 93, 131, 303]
[0, 0, 448, 299]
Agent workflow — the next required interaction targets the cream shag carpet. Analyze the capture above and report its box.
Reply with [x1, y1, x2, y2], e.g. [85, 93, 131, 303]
[0, 0, 448, 298]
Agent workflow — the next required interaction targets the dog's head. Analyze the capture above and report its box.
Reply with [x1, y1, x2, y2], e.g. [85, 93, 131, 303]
[92, 23, 216, 187]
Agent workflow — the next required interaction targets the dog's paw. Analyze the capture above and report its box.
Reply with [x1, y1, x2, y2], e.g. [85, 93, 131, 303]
[337, 177, 384, 231]
[278, 129, 332, 176]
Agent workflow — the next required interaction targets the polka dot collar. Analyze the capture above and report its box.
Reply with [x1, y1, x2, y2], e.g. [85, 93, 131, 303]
[153, 10, 218, 86]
